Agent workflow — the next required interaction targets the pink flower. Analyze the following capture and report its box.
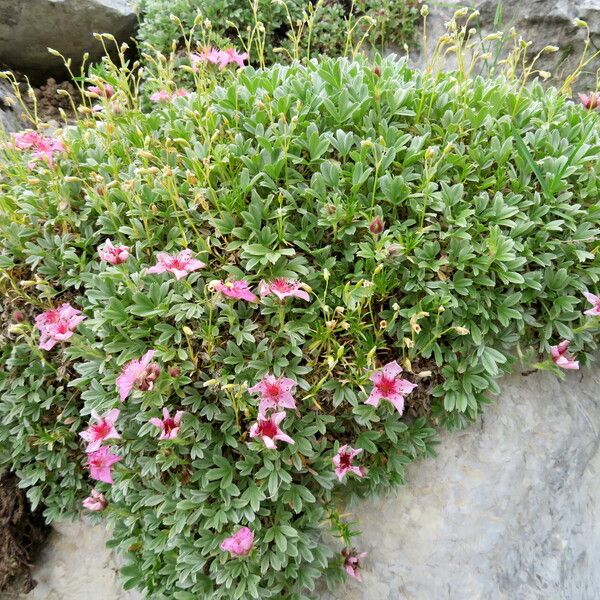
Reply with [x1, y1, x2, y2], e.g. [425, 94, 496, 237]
[583, 291, 600, 316]
[333, 445, 364, 482]
[249, 412, 294, 449]
[218, 48, 248, 70]
[220, 526, 254, 556]
[147, 249, 205, 280]
[98, 239, 130, 265]
[248, 374, 297, 416]
[88, 83, 114, 98]
[116, 350, 161, 401]
[35, 303, 86, 350]
[13, 130, 65, 167]
[550, 340, 579, 370]
[578, 92, 600, 110]
[342, 548, 367, 582]
[191, 47, 222, 69]
[212, 280, 258, 302]
[82, 489, 108, 511]
[79, 408, 120, 453]
[150, 89, 189, 102]
[259, 278, 310, 302]
[365, 360, 417, 415]
[149, 407, 184, 440]
[150, 90, 171, 102]
[87, 447, 121, 484]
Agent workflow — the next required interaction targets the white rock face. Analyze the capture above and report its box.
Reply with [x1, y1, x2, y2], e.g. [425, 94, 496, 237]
[324, 367, 600, 600]
[0, 0, 137, 81]
[15, 367, 600, 600]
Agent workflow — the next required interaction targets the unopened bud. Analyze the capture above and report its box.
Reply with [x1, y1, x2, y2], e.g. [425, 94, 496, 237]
[369, 216, 384, 235]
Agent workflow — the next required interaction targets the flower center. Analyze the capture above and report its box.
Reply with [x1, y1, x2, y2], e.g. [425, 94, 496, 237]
[163, 418, 176, 433]
[272, 278, 291, 292]
[376, 375, 398, 396]
[338, 451, 353, 470]
[93, 421, 112, 438]
[257, 420, 278, 438]
[264, 383, 281, 399]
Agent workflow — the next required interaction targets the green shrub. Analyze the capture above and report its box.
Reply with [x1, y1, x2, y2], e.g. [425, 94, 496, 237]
[137, 0, 421, 62]
[0, 54, 599, 599]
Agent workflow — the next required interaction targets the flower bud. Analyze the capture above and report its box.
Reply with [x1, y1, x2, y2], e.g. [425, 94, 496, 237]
[13, 310, 25, 322]
[168, 366, 180, 377]
[369, 216, 384, 235]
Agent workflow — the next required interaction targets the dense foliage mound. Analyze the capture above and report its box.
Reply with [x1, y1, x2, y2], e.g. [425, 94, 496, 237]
[0, 55, 599, 599]
[138, 0, 421, 62]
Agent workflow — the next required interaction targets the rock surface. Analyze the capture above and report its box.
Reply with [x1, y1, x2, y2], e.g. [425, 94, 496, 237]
[0, 80, 25, 133]
[10, 367, 600, 600]
[0, 1, 138, 82]
[413, 0, 600, 91]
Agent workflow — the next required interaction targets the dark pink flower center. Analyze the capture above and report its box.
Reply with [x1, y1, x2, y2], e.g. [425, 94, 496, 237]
[92, 421, 112, 438]
[90, 456, 107, 468]
[257, 420, 278, 438]
[167, 257, 187, 270]
[376, 375, 398, 396]
[162, 417, 177, 434]
[54, 321, 69, 334]
[338, 451, 353, 470]
[272, 278, 292, 293]
[264, 383, 282, 399]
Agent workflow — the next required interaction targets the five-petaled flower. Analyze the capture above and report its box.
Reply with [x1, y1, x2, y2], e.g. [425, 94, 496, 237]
[550, 340, 579, 370]
[249, 374, 297, 417]
[583, 292, 600, 317]
[147, 249, 205, 280]
[79, 408, 121, 453]
[87, 447, 122, 484]
[365, 360, 417, 415]
[259, 278, 310, 302]
[150, 89, 189, 102]
[82, 489, 108, 511]
[249, 412, 295, 449]
[116, 350, 161, 401]
[333, 445, 364, 482]
[342, 547, 367, 582]
[149, 407, 184, 440]
[220, 526, 254, 556]
[35, 303, 86, 350]
[578, 92, 600, 110]
[98, 239, 130, 265]
[211, 280, 258, 302]
[12, 130, 65, 168]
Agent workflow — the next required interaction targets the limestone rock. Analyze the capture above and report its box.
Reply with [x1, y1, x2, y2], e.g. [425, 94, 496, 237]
[412, 0, 600, 92]
[9, 366, 600, 600]
[324, 366, 600, 600]
[0, 1, 138, 82]
[0, 79, 24, 133]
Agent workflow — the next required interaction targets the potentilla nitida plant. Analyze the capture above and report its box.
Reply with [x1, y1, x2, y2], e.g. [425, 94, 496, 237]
[0, 37, 599, 600]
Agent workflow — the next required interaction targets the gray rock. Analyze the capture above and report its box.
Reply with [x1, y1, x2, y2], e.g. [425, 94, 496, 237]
[0, 79, 25, 132]
[323, 366, 600, 600]
[12, 366, 600, 600]
[476, 0, 600, 91]
[0, 1, 138, 82]
[411, 0, 600, 92]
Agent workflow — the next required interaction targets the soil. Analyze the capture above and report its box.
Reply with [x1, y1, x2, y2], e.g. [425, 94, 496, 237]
[0, 473, 50, 594]
[23, 78, 78, 124]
